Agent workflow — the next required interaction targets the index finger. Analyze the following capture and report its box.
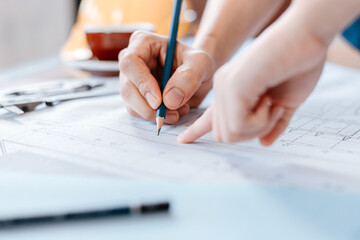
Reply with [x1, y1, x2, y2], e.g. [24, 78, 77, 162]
[177, 106, 213, 143]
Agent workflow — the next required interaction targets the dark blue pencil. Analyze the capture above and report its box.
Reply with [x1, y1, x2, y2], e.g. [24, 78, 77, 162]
[156, 0, 183, 135]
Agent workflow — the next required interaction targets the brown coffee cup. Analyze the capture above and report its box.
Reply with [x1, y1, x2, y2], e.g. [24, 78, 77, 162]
[85, 23, 155, 61]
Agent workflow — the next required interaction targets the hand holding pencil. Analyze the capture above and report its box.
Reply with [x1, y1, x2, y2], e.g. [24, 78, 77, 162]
[118, 4, 214, 130]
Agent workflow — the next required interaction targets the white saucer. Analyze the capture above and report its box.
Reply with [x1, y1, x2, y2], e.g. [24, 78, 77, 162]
[64, 60, 119, 76]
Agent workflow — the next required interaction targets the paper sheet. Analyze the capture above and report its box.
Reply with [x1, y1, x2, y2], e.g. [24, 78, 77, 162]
[1, 63, 360, 190]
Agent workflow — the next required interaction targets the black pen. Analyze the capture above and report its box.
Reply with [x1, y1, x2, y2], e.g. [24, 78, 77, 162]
[0, 201, 170, 227]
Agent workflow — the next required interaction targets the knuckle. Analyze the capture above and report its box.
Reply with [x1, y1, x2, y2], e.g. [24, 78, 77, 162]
[141, 33, 153, 43]
[228, 121, 243, 136]
[130, 30, 152, 43]
[118, 48, 127, 61]
[227, 122, 246, 142]
[228, 126, 239, 138]
[119, 79, 132, 100]
[234, 127, 248, 139]
[181, 68, 201, 89]
[222, 134, 237, 143]
[118, 52, 133, 72]
[129, 30, 144, 42]
[137, 79, 148, 96]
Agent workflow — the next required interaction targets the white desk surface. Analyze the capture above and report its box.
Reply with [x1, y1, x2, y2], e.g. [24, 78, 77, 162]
[1, 173, 360, 240]
[1, 60, 360, 239]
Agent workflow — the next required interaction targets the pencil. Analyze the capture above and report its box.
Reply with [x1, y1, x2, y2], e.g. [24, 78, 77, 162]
[156, 0, 183, 135]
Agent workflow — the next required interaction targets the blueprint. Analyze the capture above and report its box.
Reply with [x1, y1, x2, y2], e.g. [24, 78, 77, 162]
[1, 63, 360, 190]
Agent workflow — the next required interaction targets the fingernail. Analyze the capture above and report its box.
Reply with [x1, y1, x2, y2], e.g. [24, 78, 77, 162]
[145, 92, 158, 109]
[166, 113, 178, 123]
[166, 88, 184, 108]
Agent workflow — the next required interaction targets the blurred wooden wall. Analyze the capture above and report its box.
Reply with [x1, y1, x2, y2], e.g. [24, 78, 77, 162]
[0, 0, 75, 69]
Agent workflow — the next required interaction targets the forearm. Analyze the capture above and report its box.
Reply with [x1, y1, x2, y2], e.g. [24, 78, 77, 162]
[193, 0, 288, 69]
[291, 0, 360, 44]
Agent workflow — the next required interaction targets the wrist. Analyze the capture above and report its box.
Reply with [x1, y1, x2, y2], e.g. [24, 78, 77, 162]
[192, 32, 224, 71]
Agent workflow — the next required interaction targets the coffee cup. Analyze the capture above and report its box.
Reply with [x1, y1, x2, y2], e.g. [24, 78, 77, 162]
[85, 23, 155, 61]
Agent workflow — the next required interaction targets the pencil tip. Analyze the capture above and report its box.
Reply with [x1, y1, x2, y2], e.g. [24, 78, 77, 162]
[156, 117, 164, 136]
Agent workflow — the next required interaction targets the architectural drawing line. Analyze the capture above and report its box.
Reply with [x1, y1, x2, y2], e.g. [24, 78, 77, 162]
[294, 115, 360, 125]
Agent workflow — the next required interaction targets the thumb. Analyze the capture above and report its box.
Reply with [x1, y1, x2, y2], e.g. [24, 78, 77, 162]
[163, 51, 214, 110]
[177, 106, 213, 143]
